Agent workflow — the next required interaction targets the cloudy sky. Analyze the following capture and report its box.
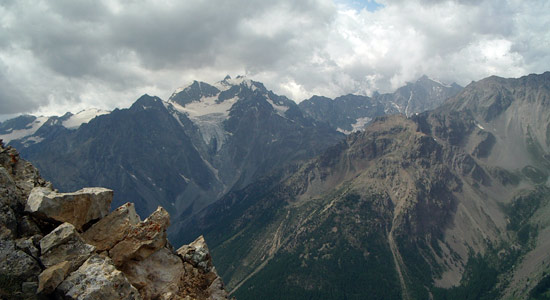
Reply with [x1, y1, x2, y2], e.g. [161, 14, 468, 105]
[0, 0, 548, 119]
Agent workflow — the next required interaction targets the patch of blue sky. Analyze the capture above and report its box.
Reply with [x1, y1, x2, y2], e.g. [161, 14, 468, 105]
[335, 0, 384, 12]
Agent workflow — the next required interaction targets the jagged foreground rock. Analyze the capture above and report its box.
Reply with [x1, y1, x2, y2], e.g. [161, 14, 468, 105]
[0, 140, 231, 299]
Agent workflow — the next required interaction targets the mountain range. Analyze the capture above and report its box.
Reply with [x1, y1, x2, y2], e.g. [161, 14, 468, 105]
[177, 72, 550, 299]
[0, 75, 458, 223]
[3, 73, 550, 299]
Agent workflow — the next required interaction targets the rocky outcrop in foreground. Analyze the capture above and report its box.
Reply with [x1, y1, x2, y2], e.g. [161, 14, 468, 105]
[0, 140, 231, 300]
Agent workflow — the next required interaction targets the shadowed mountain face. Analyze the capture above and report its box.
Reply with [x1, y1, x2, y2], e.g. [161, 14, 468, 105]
[2, 77, 343, 234]
[298, 76, 462, 134]
[181, 72, 550, 299]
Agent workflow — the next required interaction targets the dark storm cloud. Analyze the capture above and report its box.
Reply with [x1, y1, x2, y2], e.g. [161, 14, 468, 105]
[5, 0, 331, 73]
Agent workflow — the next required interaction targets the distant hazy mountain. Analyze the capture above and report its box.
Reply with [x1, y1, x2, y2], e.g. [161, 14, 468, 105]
[299, 75, 462, 133]
[376, 75, 463, 117]
[179, 72, 550, 300]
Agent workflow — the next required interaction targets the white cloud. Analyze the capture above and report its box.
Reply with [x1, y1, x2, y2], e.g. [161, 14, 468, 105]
[0, 0, 548, 118]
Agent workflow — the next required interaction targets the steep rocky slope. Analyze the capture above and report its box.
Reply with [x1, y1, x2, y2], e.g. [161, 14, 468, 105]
[0, 141, 230, 299]
[182, 72, 550, 299]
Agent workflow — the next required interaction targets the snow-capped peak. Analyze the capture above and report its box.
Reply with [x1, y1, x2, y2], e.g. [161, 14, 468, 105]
[62, 108, 110, 129]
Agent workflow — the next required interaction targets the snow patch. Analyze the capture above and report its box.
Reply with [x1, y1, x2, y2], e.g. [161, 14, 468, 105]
[168, 96, 239, 150]
[337, 128, 351, 134]
[386, 102, 402, 114]
[405, 91, 414, 117]
[179, 174, 190, 183]
[336, 117, 372, 135]
[24, 136, 44, 144]
[430, 78, 451, 88]
[170, 96, 238, 118]
[62, 108, 109, 129]
[352, 117, 372, 131]
[0, 116, 48, 143]
[191, 113, 230, 151]
[266, 98, 289, 117]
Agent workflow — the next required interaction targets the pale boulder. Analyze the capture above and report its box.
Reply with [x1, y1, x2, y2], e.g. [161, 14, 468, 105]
[57, 255, 142, 300]
[39, 223, 95, 271]
[26, 187, 113, 230]
[121, 247, 184, 299]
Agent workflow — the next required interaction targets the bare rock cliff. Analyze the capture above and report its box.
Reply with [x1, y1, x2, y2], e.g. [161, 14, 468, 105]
[0, 140, 231, 300]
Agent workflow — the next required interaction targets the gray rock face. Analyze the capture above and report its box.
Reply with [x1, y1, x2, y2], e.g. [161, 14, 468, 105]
[0, 145, 49, 201]
[26, 187, 113, 230]
[15, 235, 41, 258]
[57, 255, 142, 300]
[121, 247, 185, 299]
[0, 142, 47, 298]
[178, 235, 213, 272]
[0, 166, 18, 239]
[0, 239, 42, 296]
[39, 223, 95, 271]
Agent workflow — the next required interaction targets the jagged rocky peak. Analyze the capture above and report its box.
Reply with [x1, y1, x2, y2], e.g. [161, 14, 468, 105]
[166, 75, 295, 128]
[0, 141, 231, 300]
[414, 74, 459, 88]
[169, 75, 267, 107]
[170, 81, 222, 106]
[170, 75, 271, 103]
[447, 71, 550, 122]
[432, 71, 550, 171]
